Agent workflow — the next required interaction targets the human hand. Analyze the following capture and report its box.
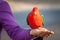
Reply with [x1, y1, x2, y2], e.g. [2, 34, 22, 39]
[30, 27, 54, 38]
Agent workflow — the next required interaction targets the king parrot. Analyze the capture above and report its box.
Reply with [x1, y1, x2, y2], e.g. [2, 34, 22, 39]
[26, 7, 44, 40]
[27, 7, 44, 29]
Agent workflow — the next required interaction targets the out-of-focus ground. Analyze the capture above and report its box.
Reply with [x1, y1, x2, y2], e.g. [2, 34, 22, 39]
[1, 0, 60, 40]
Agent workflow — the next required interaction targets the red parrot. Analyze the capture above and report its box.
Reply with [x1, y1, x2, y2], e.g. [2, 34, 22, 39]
[27, 7, 43, 29]
[27, 7, 44, 40]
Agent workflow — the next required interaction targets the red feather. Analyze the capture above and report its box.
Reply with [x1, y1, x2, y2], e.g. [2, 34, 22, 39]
[27, 7, 43, 29]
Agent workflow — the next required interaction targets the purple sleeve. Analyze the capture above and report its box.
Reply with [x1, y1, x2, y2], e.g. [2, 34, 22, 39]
[0, 0, 3, 3]
[0, 1, 33, 40]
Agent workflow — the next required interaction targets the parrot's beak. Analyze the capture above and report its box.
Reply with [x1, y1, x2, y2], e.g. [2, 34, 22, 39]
[34, 12, 37, 15]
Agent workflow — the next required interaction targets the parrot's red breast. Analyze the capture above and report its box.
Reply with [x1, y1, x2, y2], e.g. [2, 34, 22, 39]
[27, 7, 43, 29]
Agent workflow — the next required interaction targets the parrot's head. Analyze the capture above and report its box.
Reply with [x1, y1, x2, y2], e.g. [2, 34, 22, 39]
[32, 7, 39, 15]
[33, 7, 38, 12]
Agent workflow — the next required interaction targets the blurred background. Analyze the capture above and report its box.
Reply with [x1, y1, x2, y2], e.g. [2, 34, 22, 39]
[1, 0, 60, 40]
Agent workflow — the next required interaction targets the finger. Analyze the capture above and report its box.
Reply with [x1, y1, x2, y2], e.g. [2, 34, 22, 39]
[44, 34, 50, 38]
[44, 31, 54, 38]
[43, 32, 51, 38]
[41, 31, 50, 37]
[50, 31, 54, 34]
[39, 30, 49, 37]
[40, 30, 52, 37]
[38, 30, 48, 37]
[44, 32, 54, 38]
[38, 27, 54, 34]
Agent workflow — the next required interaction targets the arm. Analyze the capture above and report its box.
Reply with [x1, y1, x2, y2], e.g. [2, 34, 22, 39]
[0, 1, 32, 40]
[0, 0, 3, 3]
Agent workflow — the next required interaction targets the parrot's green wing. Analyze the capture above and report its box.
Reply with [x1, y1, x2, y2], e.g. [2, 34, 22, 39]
[41, 15, 45, 26]
[41, 15, 44, 24]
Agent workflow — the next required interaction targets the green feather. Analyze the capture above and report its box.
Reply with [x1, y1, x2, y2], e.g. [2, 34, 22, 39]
[41, 15, 44, 24]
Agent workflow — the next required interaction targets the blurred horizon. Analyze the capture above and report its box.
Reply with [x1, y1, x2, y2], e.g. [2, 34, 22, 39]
[8, 0, 60, 4]
[6, 0, 60, 12]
